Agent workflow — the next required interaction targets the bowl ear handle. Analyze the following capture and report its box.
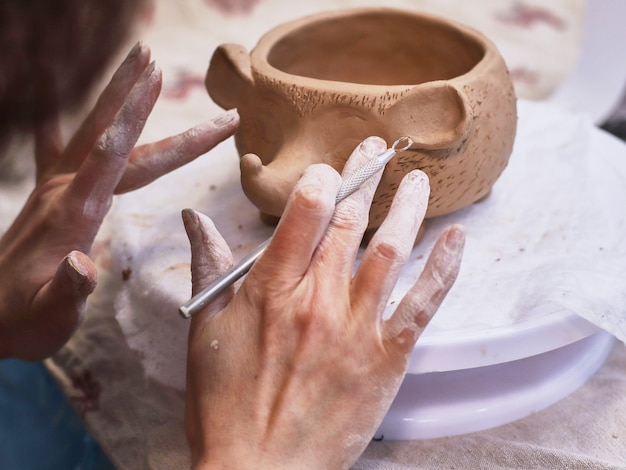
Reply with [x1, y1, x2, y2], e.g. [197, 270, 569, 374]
[386, 82, 472, 151]
[205, 43, 254, 110]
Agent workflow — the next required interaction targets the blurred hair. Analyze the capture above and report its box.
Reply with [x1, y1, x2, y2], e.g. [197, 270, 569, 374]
[0, 0, 146, 143]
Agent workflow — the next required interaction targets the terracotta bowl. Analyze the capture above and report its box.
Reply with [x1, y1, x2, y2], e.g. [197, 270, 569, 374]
[206, 7, 517, 229]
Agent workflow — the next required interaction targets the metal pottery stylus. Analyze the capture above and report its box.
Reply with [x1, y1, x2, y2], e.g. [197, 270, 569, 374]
[179, 136, 413, 319]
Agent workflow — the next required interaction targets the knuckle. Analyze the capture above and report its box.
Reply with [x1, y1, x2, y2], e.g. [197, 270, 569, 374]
[331, 200, 368, 232]
[370, 238, 407, 265]
[430, 255, 460, 293]
[294, 307, 333, 340]
[292, 184, 328, 213]
[94, 129, 131, 161]
[428, 267, 448, 291]
[417, 271, 453, 315]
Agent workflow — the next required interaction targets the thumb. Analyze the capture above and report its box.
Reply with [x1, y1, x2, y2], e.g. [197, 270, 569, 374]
[25, 251, 98, 360]
[181, 209, 234, 317]
[57, 251, 99, 299]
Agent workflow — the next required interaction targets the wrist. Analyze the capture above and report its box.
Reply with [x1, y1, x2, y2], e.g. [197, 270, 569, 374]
[193, 457, 276, 470]
[191, 449, 312, 470]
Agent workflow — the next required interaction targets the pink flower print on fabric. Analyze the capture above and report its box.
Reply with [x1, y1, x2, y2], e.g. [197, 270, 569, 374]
[203, 0, 261, 15]
[496, 2, 567, 30]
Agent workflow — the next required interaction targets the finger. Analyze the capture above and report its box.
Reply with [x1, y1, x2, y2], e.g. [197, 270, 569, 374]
[352, 170, 429, 319]
[260, 164, 341, 280]
[382, 225, 465, 355]
[58, 41, 151, 174]
[65, 61, 161, 220]
[27, 251, 98, 360]
[311, 136, 387, 277]
[115, 109, 240, 194]
[182, 209, 234, 319]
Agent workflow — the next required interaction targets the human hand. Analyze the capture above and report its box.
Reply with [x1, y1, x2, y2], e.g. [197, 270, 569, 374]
[0, 42, 239, 360]
[183, 136, 464, 469]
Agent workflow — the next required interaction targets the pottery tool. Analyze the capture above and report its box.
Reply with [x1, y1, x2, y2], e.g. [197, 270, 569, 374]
[179, 136, 413, 319]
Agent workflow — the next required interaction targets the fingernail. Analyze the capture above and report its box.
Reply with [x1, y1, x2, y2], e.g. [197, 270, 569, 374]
[359, 136, 387, 157]
[65, 252, 97, 296]
[181, 209, 209, 248]
[406, 169, 429, 188]
[127, 41, 142, 58]
[181, 208, 198, 228]
[444, 224, 466, 252]
[124, 41, 149, 65]
[136, 61, 158, 85]
[146, 60, 157, 75]
[138, 61, 160, 87]
[212, 108, 239, 127]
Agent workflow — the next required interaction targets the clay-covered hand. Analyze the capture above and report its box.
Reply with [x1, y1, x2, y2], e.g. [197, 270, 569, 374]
[183, 136, 465, 469]
[0, 42, 239, 360]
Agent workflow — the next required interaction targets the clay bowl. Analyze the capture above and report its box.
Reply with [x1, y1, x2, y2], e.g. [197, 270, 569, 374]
[206, 7, 517, 229]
